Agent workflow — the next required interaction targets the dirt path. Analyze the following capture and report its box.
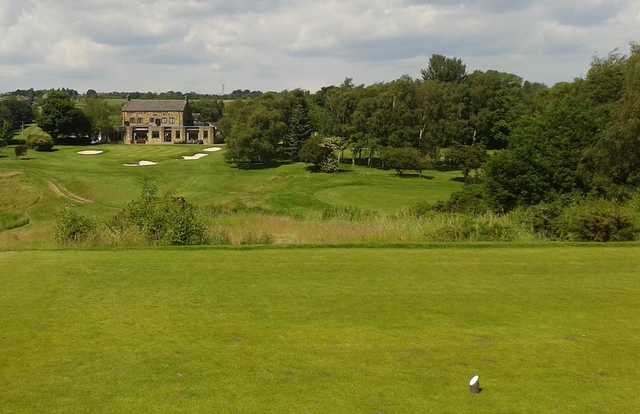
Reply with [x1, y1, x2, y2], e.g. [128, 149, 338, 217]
[48, 181, 93, 204]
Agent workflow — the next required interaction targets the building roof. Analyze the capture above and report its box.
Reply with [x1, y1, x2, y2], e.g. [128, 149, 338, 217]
[122, 99, 187, 112]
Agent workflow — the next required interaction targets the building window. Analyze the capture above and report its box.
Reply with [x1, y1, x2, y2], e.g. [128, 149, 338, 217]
[203, 131, 208, 138]
[152, 131, 160, 139]
[137, 117, 142, 124]
[162, 117, 167, 124]
[149, 117, 155, 124]
[175, 131, 180, 139]
[129, 117, 135, 124]
[170, 117, 175, 125]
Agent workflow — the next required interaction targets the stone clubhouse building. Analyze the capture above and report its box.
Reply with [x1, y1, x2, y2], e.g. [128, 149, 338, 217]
[122, 99, 217, 145]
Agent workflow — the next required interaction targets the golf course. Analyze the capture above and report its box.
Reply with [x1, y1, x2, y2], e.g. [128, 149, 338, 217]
[1, 145, 640, 413]
[0, 144, 464, 248]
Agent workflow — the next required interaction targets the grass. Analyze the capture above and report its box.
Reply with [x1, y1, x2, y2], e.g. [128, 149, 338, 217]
[0, 144, 464, 248]
[1, 245, 639, 413]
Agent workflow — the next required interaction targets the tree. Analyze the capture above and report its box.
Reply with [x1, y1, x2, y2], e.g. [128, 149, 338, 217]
[594, 44, 640, 185]
[83, 98, 119, 140]
[0, 97, 34, 130]
[416, 80, 469, 156]
[466, 70, 528, 149]
[446, 144, 487, 183]
[190, 99, 224, 123]
[0, 120, 10, 147]
[284, 103, 313, 159]
[38, 92, 91, 140]
[421, 54, 467, 83]
[299, 135, 341, 172]
[382, 147, 431, 176]
[223, 102, 287, 166]
[85, 89, 98, 99]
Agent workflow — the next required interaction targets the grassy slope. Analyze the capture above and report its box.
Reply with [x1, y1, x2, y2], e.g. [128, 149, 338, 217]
[1, 246, 639, 413]
[0, 145, 462, 247]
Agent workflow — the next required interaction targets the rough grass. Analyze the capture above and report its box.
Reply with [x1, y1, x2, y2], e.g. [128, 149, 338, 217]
[1, 246, 639, 413]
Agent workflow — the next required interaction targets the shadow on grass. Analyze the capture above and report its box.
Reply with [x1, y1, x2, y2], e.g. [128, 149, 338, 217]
[394, 173, 435, 180]
[304, 165, 354, 174]
[233, 161, 290, 170]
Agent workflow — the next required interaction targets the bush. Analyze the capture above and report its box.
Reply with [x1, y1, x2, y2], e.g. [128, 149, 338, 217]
[559, 199, 638, 242]
[14, 145, 28, 158]
[425, 213, 523, 242]
[432, 185, 488, 214]
[115, 181, 209, 246]
[525, 200, 566, 239]
[25, 131, 54, 151]
[55, 209, 96, 244]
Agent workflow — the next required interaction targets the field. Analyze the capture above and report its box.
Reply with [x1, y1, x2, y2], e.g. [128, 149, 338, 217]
[0, 144, 463, 248]
[1, 246, 639, 413]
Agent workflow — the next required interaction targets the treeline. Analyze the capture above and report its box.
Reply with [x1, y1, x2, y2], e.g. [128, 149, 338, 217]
[221, 45, 640, 215]
[2, 88, 263, 102]
[222, 55, 546, 168]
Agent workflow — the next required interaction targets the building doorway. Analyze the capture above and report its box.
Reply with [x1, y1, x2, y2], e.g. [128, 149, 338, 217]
[133, 129, 148, 144]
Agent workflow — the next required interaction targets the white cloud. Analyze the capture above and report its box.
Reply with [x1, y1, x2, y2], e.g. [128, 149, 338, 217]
[0, 0, 638, 92]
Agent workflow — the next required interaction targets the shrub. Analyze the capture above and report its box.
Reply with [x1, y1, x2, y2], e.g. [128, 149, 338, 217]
[432, 185, 488, 214]
[25, 131, 54, 151]
[55, 209, 96, 244]
[559, 199, 638, 242]
[14, 145, 28, 158]
[114, 181, 209, 246]
[525, 200, 566, 239]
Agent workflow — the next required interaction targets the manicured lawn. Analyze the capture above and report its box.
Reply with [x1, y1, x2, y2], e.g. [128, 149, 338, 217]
[1, 246, 639, 413]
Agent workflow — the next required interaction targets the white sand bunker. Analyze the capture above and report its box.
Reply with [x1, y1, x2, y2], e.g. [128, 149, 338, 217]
[182, 153, 209, 160]
[123, 160, 157, 167]
[203, 147, 222, 153]
[78, 150, 104, 155]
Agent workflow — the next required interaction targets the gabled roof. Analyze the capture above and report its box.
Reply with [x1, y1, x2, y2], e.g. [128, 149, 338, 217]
[122, 100, 187, 112]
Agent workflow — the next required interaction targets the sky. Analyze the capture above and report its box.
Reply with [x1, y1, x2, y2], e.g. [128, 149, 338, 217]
[1, 0, 639, 94]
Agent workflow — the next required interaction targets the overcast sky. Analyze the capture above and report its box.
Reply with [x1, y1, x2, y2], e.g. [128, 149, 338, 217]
[1, 0, 639, 93]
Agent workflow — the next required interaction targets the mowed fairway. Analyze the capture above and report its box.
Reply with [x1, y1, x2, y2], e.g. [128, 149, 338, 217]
[1, 246, 639, 413]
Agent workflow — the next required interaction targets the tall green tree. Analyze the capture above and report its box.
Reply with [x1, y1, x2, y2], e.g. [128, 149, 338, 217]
[421, 54, 467, 83]
[594, 44, 640, 185]
[284, 103, 313, 159]
[38, 92, 91, 140]
[0, 97, 34, 130]
[83, 98, 119, 140]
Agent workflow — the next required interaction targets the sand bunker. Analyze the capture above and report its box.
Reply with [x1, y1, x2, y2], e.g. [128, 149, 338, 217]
[78, 150, 104, 155]
[182, 153, 209, 160]
[123, 160, 157, 167]
[203, 147, 222, 153]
